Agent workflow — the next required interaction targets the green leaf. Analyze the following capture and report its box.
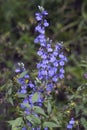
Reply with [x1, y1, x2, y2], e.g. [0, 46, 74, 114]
[82, 2, 87, 21]
[12, 126, 21, 130]
[8, 88, 12, 95]
[8, 117, 23, 128]
[26, 115, 41, 125]
[26, 116, 33, 124]
[32, 92, 38, 103]
[81, 117, 87, 130]
[31, 115, 41, 125]
[51, 116, 61, 127]
[0, 84, 6, 91]
[33, 106, 46, 116]
[52, 116, 60, 124]
[43, 122, 58, 128]
[80, 64, 87, 68]
[8, 97, 14, 105]
[17, 93, 27, 98]
[47, 101, 51, 114]
[21, 103, 30, 108]
[75, 105, 84, 115]
[19, 71, 28, 78]
[8, 120, 14, 126]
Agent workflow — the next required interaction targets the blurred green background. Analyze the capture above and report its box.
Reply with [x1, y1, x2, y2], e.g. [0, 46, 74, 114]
[0, 0, 87, 129]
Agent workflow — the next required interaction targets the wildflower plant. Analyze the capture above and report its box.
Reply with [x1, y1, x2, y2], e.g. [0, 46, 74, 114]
[35, 6, 67, 92]
[8, 6, 68, 130]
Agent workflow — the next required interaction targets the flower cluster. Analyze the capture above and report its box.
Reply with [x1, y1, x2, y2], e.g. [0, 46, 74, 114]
[35, 6, 67, 92]
[67, 118, 75, 129]
[14, 6, 67, 130]
[15, 63, 29, 94]
[15, 63, 45, 130]
[34, 6, 49, 47]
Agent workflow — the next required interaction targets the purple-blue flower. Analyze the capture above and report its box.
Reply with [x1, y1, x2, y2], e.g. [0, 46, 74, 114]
[35, 13, 43, 21]
[67, 124, 73, 129]
[67, 118, 75, 129]
[22, 127, 26, 130]
[44, 127, 48, 130]
[34, 6, 67, 92]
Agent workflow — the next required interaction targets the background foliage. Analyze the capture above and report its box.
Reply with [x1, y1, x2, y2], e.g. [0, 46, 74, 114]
[0, 0, 87, 129]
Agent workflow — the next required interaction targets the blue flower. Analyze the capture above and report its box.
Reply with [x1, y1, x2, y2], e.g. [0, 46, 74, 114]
[24, 74, 29, 79]
[59, 60, 65, 66]
[42, 10, 48, 15]
[60, 68, 65, 73]
[48, 69, 55, 77]
[44, 20, 49, 27]
[35, 25, 45, 34]
[47, 44, 53, 52]
[35, 13, 42, 21]
[15, 68, 21, 73]
[69, 118, 75, 125]
[22, 127, 26, 130]
[67, 124, 73, 129]
[67, 118, 75, 129]
[46, 83, 53, 92]
[44, 127, 48, 130]
[52, 75, 58, 82]
[59, 74, 64, 79]
[53, 61, 58, 67]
